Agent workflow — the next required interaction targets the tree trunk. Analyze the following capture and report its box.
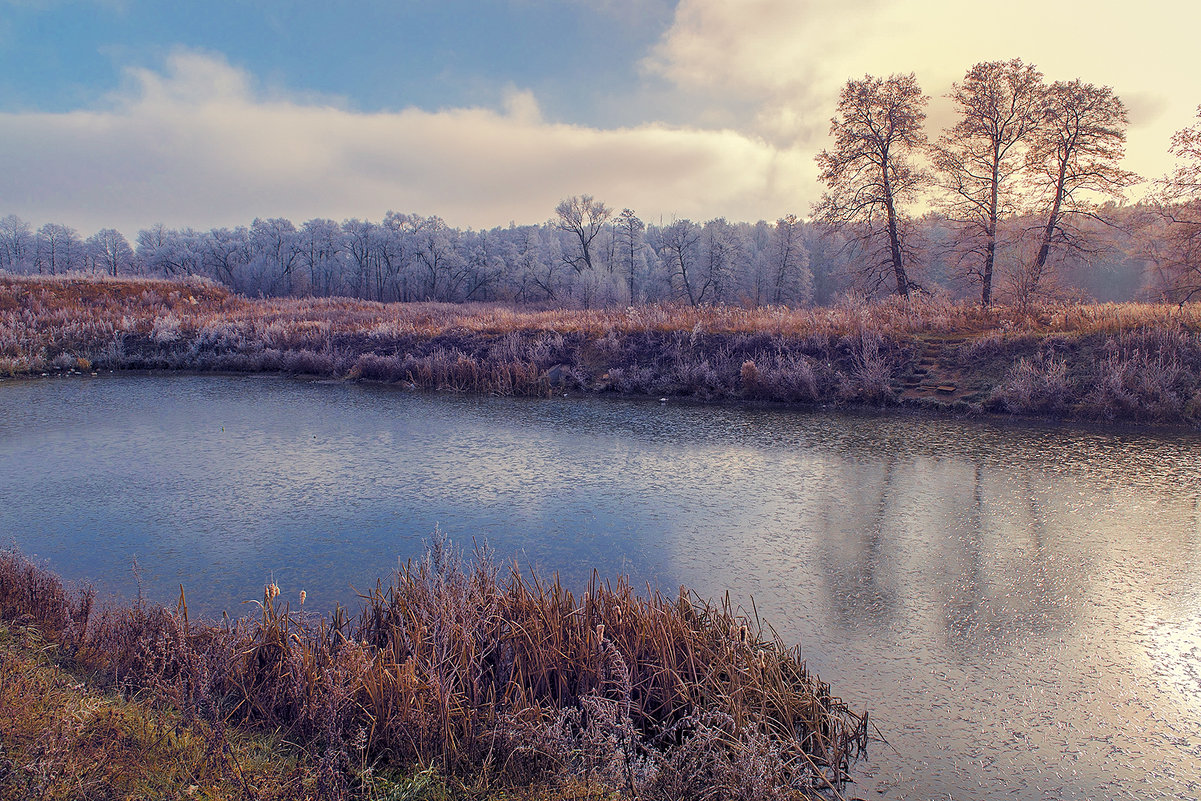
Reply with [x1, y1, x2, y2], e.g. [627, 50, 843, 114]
[1033, 158, 1069, 287]
[882, 171, 910, 297]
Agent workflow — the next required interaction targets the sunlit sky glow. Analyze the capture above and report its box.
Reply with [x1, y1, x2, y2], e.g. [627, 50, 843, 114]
[2, 0, 1198, 236]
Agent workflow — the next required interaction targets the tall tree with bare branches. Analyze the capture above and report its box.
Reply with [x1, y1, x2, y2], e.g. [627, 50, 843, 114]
[1149, 106, 1201, 303]
[934, 59, 1044, 306]
[555, 194, 613, 273]
[1019, 80, 1140, 301]
[814, 73, 929, 298]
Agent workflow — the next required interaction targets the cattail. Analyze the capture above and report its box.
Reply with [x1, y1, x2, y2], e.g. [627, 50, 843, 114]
[299, 590, 306, 605]
[267, 582, 280, 599]
[739, 624, 748, 645]
[596, 623, 605, 642]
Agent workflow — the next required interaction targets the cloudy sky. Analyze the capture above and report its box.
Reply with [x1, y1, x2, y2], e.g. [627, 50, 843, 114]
[2, 0, 1198, 236]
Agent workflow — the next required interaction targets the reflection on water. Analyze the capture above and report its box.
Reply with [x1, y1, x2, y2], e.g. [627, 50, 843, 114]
[2, 374, 1200, 800]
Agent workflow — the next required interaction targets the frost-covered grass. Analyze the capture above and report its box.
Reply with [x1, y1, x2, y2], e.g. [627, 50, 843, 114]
[0, 541, 868, 800]
[3, 272, 1201, 424]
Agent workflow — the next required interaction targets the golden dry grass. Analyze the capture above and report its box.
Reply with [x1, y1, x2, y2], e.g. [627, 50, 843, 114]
[0, 541, 867, 800]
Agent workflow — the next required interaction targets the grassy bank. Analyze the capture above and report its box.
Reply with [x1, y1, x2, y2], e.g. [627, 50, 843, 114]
[4, 273, 1201, 426]
[0, 542, 867, 800]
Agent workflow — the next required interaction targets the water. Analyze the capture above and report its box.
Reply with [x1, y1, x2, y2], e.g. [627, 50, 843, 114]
[2, 373, 1200, 800]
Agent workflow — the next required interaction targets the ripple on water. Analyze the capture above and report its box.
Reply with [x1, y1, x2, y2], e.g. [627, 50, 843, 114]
[2, 374, 1200, 800]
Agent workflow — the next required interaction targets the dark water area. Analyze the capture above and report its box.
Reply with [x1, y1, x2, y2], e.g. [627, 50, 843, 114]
[2, 373, 1200, 800]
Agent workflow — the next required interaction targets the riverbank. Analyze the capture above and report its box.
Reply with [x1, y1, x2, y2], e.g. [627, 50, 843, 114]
[0, 542, 867, 800]
[4, 273, 1201, 427]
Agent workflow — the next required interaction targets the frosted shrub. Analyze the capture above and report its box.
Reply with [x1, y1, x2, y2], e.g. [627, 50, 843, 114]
[1084, 350, 1184, 421]
[989, 355, 1071, 415]
[150, 313, 182, 344]
[839, 330, 895, 404]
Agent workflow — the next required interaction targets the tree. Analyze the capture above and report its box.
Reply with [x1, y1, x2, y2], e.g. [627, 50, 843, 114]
[250, 217, 300, 295]
[298, 218, 344, 297]
[555, 195, 613, 273]
[1150, 105, 1201, 302]
[413, 216, 465, 301]
[697, 218, 743, 304]
[934, 59, 1044, 306]
[814, 73, 929, 297]
[35, 223, 82, 274]
[86, 228, 135, 276]
[1020, 80, 1140, 301]
[614, 208, 645, 303]
[659, 219, 703, 306]
[768, 214, 812, 305]
[0, 214, 33, 272]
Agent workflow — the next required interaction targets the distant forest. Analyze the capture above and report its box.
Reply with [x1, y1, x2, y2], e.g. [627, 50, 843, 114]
[3, 59, 1200, 309]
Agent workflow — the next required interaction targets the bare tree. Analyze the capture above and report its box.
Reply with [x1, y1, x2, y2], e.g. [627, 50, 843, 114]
[298, 218, 344, 297]
[698, 218, 743, 304]
[1020, 80, 1140, 301]
[414, 215, 465, 301]
[555, 194, 613, 273]
[814, 73, 929, 297]
[615, 208, 645, 303]
[769, 214, 812, 305]
[933, 59, 1044, 306]
[85, 228, 135, 277]
[659, 219, 703, 306]
[0, 214, 34, 272]
[1150, 105, 1201, 302]
[35, 223, 82, 274]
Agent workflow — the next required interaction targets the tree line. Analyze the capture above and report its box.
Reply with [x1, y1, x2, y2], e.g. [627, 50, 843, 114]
[0, 207, 832, 308]
[2, 57, 1199, 307]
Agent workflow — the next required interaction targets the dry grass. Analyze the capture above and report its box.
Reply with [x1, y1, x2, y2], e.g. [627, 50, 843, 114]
[4, 272, 1201, 423]
[0, 621, 314, 800]
[0, 540, 868, 800]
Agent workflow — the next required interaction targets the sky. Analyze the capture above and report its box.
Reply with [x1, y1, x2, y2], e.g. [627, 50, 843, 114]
[2, 0, 1199, 237]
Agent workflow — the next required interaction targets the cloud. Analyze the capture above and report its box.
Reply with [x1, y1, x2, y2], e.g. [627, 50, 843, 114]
[644, 0, 1201, 183]
[0, 50, 817, 236]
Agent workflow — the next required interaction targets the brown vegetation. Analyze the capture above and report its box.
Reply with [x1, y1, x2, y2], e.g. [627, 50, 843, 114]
[3, 273, 1201, 425]
[0, 541, 868, 800]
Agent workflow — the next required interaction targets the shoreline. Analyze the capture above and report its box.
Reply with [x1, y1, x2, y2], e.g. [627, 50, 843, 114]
[3, 273, 1201, 431]
[0, 541, 867, 800]
[13, 366, 1201, 441]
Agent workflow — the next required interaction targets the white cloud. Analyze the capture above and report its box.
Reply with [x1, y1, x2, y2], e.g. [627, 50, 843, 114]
[645, 0, 1201, 185]
[0, 50, 817, 236]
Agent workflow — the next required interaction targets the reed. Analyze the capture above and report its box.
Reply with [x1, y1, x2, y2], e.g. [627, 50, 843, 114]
[0, 540, 868, 800]
[4, 273, 1201, 424]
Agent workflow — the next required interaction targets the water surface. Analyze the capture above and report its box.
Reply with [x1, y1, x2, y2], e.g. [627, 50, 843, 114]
[2, 374, 1199, 800]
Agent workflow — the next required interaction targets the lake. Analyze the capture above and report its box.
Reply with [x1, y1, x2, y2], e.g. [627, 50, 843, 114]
[2, 373, 1199, 800]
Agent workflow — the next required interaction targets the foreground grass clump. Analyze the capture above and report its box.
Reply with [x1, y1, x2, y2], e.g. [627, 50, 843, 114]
[0, 542, 867, 800]
[6, 272, 1200, 424]
[0, 621, 317, 800]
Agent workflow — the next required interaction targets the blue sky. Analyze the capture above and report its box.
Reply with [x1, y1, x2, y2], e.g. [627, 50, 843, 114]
[0, 1, 671, 120]
[2, 0, 1199, 236]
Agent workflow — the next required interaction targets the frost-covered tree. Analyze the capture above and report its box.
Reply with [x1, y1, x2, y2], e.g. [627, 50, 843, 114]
[86, 228, 135, 277]
[768, 214, 812, 305]
[934, 59, 1044, 306]
[35, 222, 82, 274]
[0, 214, 34, 272]
[814, 73, 929, 297]
[1019, 80, 1140, 302]
[555, 195, 613, 273]
[1150, 105, 1201, 303]
[615, 208, 645, 304]
[659, 219, 703, 306]
[298, 218, 344, 297]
